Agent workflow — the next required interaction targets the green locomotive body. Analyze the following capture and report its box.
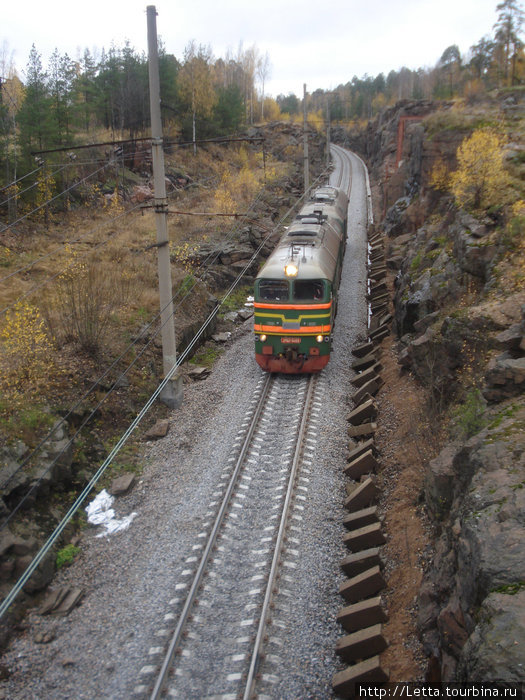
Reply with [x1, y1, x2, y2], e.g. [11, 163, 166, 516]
[254, 186, 349, 373]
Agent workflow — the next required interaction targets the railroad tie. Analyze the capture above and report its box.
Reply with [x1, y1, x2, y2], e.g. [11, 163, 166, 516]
[347, 398, 378, 425]
[368, 325, 390, 344]
[347, 422, 377, 439]
[342, 505, 380, 531]
[352, 378, 382, 405]
[343, 522, 386, 552]
[344, 478, 378, 513]
[352, 341, 375, 358]
[340, 547, 383, 578]
[335, 623, 388, 664]
[369, 280, 387, 296]
[332, 655, 389, 696]
[338, 565, 387, 603]
[350, 365, 382, 389]
[351, 352, 377, 371]
[346, 438, 377, 463]
[344, 449, 379, 479]
[336, 596, 388, 634]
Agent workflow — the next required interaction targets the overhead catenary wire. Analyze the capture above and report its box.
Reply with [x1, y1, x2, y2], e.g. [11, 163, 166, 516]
[0, 160, 115, 235]
[0, 163, 70, 209]
[0, 164, 44, 194]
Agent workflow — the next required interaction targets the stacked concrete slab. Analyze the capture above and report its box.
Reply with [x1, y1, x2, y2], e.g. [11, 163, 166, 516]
[332, 226, 392, 696]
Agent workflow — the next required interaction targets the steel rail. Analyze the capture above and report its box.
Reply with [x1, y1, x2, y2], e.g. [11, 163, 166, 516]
[149, 372, 274, 700]
[243, 373, 318, 700]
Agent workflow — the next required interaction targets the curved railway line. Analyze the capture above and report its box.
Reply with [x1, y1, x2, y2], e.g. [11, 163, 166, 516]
[133, 146, 368, 698]
[1, 144, 382, 699]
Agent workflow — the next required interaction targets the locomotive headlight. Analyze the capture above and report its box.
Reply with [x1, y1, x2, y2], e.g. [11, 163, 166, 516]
[260, 334, 267, 342]
[316, 335, 324, 343]
[284, 263, 298, 277]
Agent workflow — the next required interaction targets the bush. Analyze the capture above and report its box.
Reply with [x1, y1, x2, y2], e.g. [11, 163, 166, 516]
[451, 387, 487, 439]
[0, 301, 56, 396]
[56, 544, 80, 569]
[42, 247, 132, 354]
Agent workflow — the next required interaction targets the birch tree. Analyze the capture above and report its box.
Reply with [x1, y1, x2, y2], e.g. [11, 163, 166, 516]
[179, 41, 216, 153]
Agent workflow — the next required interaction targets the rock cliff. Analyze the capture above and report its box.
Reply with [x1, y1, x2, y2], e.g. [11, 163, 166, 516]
[338, 93, 525, 682]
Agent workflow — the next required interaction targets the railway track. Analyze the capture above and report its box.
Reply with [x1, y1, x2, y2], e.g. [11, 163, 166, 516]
[134, 371, 324, 698]
[330, 144, 353, 195]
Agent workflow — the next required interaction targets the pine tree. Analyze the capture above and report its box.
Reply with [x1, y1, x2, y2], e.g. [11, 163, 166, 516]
[494, 0, 525, 85]
[17, 45, 54, 162]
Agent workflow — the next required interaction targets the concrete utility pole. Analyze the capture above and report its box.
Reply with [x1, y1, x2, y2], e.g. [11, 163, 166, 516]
[326, 95, 331, 168]
[303, 83, 309, 194]
[147, 5, 183, 408]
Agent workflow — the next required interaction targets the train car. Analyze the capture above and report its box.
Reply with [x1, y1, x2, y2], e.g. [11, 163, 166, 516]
[308, 185, 349, 227]
[254, 186, 349, 373]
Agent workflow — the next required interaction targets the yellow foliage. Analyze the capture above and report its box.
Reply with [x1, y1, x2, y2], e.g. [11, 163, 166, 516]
[171, 241, 202, 274]
[430, 159, 450, 192]
[104, 187, 125, 215]
[511, 200, 525, 217]
[0, 301, 56, 398]
[262, 98, 280, 121]
[0, 246, 13, 268]
[35, 170, 56, 225]
[450, 128, 509, 210]
[214, 165, 260, 216]
[307, 109, 324, 134]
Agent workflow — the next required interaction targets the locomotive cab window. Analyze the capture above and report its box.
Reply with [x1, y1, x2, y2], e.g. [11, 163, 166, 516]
[293, 280, 326, 301]
[257, 280, 290, 301]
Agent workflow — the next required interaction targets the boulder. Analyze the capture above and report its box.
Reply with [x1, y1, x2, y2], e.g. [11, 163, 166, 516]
[457, 591, 525, 683]
[483, 355, 525, 402]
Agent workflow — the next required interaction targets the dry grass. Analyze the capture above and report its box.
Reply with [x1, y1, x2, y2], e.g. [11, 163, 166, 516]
[0, 138, 290, 447]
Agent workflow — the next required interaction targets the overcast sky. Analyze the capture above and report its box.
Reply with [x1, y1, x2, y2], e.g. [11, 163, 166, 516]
[3, 0, 502, 97]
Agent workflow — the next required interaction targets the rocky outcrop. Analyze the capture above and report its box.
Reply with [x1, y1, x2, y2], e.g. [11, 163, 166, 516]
[354, 95, 525, 684]
[419, 402, 525, 681]
[457, 590, 525, 682]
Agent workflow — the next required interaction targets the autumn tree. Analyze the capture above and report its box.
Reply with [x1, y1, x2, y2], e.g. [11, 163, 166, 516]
[213, 84, 244, 134]
[277, 93, 300, 115]
[450, 128, 509, 210]
[179, 41, 216, 152]
[0, 44, 24, 194]
[469, 36, 496, 82]
[73, 49, 99, 132]
[256, 52, 271, 120]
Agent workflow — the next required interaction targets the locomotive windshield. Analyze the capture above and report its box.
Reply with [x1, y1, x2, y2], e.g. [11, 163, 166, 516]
[293, 280, 326, 302]
[257, 280, 290, 301]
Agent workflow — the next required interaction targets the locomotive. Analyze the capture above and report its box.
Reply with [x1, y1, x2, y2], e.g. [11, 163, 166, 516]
[254, 186, 348, 373]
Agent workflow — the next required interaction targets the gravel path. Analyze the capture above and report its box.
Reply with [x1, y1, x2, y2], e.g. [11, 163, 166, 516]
[0, 148, 369, 700]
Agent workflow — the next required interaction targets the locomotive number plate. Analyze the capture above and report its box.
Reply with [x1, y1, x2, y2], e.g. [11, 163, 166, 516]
[281, 337, 301, 344]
